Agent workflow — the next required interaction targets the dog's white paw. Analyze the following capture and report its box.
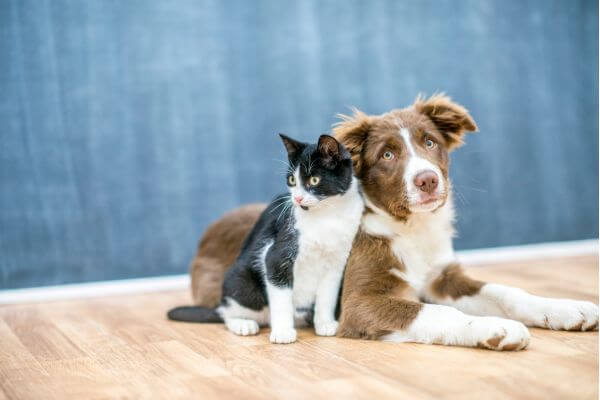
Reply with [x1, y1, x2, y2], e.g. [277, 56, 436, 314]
[470, 317, 530, 351]
[270, 328, 297, 344]
[530, 299, 599, 331]
[225, 318, 260, 336]
[314, 320, 339, 336]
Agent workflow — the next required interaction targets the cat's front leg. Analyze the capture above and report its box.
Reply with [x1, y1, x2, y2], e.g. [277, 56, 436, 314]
[314, 266, 344, 336]
[266, 282, 297, 344]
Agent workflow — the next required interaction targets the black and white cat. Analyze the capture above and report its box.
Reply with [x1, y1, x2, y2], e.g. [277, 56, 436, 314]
[168, 134, 364, 344]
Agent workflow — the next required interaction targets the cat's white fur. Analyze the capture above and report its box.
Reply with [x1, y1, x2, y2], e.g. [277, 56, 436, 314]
[220, 174, 364, 344]
[218, 242, 271, 336]
[268, 175, 363, 343]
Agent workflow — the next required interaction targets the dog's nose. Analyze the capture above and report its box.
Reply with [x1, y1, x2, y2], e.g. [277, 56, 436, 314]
[414, 171, 438, 193]
[294, 195, 304, 204]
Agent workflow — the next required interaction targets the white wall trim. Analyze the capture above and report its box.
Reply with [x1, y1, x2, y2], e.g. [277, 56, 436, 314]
[1, 239, 597, 305]
[456, 238, 598, 265]
[0, 275, 190, 305]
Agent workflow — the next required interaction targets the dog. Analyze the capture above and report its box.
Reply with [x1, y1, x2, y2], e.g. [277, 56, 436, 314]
[186, 94, 598, 350]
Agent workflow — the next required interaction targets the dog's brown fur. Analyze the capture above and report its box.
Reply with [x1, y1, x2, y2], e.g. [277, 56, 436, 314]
[190, 203, 265, 306]
[332, 94, 477, 337]
[189, 94, 478, 338]
[337, 228, 422, 339]
[429, 263, 484, 300]
[334, 95, 475, 220]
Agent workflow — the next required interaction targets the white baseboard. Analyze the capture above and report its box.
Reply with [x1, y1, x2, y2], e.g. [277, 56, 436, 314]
[0, 275, 190, 305]
[1, 239, 597, 305]
[457, 238, 598, 265]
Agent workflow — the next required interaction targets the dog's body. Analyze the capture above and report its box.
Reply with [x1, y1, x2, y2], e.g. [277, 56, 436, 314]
[189, 203, 267, 307]
[188, 95, 598, 350]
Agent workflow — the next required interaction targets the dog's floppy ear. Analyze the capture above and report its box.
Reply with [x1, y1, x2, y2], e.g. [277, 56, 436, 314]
[413, 93, 477, 151]
[333, 108, 372, 175]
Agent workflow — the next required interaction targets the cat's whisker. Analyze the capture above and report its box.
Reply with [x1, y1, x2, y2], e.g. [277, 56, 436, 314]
[276, 200, 292, 223]
[276, 167, 293, 176]
[270, 195, 291, 208]
[270, 198, 291, 214]
[307, 153, 314, 174]
[271, 158, 290, 167]
[272, 194, 290, 203]
[271, 158, 294, 175]
[308, 156, 317, 175]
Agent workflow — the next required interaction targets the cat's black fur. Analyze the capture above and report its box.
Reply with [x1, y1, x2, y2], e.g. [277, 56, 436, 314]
[167, 134, 354, 323]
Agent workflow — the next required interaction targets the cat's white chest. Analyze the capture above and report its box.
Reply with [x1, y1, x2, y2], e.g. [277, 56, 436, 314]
[291, 193, 363, 308]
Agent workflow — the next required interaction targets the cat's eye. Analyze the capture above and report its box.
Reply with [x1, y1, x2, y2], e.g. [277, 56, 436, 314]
[382, 151, 395, 161]
[309, 176, 321, 186]
[425, 138, 436, 149]
[288, 175, 296, 186]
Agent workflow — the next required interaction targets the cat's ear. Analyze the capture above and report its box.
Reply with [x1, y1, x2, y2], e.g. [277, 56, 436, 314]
[318, 134, 347, 168]
[317, 135, 340, 158]
[279, 134, 305, 159]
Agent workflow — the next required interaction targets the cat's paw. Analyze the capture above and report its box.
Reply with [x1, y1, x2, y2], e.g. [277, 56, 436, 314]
[225, 318, 260, 336]
[315, 320, 339, 336]
[532, 299, 599, 331]
[270, 328, 297, 344]
[471, 317, 530, 351]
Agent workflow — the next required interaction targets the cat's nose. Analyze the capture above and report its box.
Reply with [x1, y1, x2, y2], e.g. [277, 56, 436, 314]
[294, 195, 304, 204]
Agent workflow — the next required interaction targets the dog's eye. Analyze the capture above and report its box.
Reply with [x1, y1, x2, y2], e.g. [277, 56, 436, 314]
[309, 176, 321, 186]
[382, 151, 395, 160]
[288, 175, 296, 186]
[425, 138, 436, 149]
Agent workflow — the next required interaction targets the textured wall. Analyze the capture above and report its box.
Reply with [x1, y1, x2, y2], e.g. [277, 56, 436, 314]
[1, 0, 597, 289]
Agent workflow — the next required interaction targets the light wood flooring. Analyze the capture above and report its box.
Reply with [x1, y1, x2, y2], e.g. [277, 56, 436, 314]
[0, 255, 598, 399]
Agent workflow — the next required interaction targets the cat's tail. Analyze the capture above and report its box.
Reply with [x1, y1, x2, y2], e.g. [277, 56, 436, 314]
[167, 305, 223, 323]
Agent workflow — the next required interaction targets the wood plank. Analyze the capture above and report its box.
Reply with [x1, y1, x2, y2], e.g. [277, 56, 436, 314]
[0, 254, 597, 399]
[2, 307, 85, 362]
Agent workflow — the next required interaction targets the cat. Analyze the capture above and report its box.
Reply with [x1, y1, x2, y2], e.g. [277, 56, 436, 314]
[168, 134, 364, 344]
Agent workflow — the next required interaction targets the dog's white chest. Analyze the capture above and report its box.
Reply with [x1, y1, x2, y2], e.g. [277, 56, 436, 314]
[362, 201, 456, 293]
[389, 233, 443, 292]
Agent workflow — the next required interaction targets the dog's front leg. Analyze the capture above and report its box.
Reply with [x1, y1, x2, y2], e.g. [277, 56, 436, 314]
[381, 303, 530, 351]
[338, 233, 530, 350]
[423, 263, 599, 331]
[339, 294, 530, 351]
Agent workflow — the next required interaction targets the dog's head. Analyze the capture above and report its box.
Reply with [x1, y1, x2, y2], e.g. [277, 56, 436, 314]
[333, 94, 477, 219]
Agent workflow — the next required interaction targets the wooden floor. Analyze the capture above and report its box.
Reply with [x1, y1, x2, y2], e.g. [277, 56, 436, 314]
[0, 255, 597, 400]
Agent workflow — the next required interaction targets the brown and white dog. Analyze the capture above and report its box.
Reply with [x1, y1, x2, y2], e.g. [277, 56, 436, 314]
[188, 94, 598, 350]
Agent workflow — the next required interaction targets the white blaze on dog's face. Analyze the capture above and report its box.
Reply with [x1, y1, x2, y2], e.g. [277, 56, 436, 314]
[398, 127, 447, 212]
[333, 94, 477, 219]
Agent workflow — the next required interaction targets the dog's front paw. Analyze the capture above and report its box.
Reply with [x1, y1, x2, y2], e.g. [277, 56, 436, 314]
[534, 299, 599, 331]
[270, 328, 297, 344]
[470, 317, 530, 351]
[315, 320, 339, 337]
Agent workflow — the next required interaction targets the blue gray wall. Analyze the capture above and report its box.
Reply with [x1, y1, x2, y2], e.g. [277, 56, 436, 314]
[1, 0, 597, 289]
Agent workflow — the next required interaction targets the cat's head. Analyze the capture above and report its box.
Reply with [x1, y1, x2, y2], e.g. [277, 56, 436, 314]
[279, 134, 354, 210]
